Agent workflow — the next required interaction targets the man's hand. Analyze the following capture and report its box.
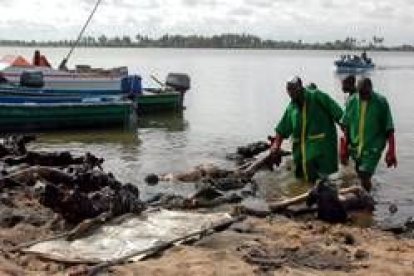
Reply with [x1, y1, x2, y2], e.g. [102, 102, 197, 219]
[340, 136, 349, 165]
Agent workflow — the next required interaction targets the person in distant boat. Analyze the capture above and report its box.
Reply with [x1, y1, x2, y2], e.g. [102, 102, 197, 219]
[341, 77, 397, 191]
[0, 72, 7, 83]
[270, 76, 343, 183]
[361, 51, 372, 64]
[342, 75, 357, 98]
[33, 50, 51, 67]
[352, 55, 361, 62]
[361, 51, 367, 61]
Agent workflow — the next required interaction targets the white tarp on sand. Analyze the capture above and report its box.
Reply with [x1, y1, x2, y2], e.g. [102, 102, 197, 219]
[25, 209, 231, 263]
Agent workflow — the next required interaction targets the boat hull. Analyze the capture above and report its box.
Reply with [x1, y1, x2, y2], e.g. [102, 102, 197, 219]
[0, 85, 185, 115]
[136, 92, 183, 114]
[0, 102, 132, 130]
[334, 60, 375, 74]
[1, 66, 125, 90]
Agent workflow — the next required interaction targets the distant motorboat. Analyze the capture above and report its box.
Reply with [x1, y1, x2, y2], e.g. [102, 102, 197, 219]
[334, 52, 375, 73]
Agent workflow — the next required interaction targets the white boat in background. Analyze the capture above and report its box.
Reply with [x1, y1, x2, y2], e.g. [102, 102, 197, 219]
[0, 54, 128, 90]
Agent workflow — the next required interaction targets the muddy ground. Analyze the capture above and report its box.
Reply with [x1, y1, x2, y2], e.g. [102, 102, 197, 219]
[0, 137, 413, 275]
[1, 201, 414, 276]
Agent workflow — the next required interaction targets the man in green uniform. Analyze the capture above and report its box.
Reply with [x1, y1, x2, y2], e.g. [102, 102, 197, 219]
[271, 77, 343, 183]
[341, 78, 397, 191]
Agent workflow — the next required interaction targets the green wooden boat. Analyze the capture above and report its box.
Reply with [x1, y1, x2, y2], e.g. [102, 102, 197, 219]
[0, 101, 132, 130]
[135, 91, 184, 114]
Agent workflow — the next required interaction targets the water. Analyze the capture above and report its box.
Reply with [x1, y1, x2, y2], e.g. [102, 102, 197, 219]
[1, 47, 413, 224]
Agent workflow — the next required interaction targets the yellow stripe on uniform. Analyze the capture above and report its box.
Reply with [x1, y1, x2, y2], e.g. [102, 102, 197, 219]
[301, 102, 308, 182]
[358, 100, 367, 158]
[308, 133, 325, 140]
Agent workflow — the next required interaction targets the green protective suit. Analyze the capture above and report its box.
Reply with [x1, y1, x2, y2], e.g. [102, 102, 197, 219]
[342, 92, 394, 174]
[275, 88, 343, 182]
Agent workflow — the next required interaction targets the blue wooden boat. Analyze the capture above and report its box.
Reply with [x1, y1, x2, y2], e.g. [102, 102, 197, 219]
[334, 53, 375, 73]
[0, 73, 191, 113]
[0, 89, 124, 104]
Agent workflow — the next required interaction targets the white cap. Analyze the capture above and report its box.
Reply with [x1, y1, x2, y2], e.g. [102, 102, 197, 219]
[287, 76, 302, 86]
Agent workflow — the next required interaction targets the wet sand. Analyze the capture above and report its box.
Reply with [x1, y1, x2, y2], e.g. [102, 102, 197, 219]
[110, 216, 414, 276]
[1, 203, 414, 275]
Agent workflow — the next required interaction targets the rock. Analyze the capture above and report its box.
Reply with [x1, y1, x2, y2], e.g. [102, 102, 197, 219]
[193, 182, 224, 200]
[0, 208, 25, 228]
[239, 199, 271, 217]
[0, 193, 14, 207]
[230, 222, 255, 233]
[354, 249, 369, 260]
[144, 173, 159, 186]
[389, 204, 398, 214]
[205, 177, 247, 191]
[405, 217, 414, 230]
[32, 180, 47, 197]
[343, 233, 356, 245]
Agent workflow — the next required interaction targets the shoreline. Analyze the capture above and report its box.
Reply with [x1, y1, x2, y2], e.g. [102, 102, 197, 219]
[0, 45, 412, 52]
[1, 136, 413, 275]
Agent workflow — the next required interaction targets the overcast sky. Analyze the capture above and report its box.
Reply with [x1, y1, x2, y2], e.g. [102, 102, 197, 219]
[0, 0, 413, 45]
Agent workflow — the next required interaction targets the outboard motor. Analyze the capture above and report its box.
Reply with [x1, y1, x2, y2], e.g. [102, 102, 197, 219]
[121, 75, 142, 98]
[20, 71, 44, 88]
[165, 73, 190, 93]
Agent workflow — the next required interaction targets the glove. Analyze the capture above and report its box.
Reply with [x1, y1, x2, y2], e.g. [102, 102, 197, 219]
[385, 132, 397, 168]
[339, 136, 349, 165]
[267, 135, 276, 147]
[385, 149, 397, 168]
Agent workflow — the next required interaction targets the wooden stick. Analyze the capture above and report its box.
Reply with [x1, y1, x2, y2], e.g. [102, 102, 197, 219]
[150, 74, 166, 88]
[269, 186, 362, 211]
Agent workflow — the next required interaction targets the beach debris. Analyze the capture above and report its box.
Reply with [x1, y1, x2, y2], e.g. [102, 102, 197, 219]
[238, 181, 375, 223]
[0, 135, 144, 224]
[240, 243, 353, 272]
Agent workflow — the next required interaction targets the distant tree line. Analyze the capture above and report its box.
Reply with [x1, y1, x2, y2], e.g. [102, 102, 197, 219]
[0, 33, 413, 51]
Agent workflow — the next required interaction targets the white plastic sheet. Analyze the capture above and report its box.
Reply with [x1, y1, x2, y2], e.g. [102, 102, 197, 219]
[25, 209, 230, 263]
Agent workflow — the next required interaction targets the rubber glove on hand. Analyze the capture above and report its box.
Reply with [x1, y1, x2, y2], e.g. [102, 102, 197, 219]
[339, 136, 349, 165]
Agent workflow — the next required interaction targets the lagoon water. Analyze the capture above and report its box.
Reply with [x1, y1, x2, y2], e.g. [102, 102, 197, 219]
[1, 47, 413, 225]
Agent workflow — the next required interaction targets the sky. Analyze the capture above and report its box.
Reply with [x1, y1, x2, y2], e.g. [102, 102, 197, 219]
[0, 0, 413, 45]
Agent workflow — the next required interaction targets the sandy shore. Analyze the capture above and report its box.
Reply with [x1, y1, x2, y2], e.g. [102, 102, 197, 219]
[1, 210, 414, 275]
[111, 216, 414, 276]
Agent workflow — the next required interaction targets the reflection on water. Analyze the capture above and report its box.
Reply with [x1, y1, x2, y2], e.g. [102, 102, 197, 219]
[36, 127, 139, 145]
[33, 112, 187, 144]
[136, 111, 188, 132]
